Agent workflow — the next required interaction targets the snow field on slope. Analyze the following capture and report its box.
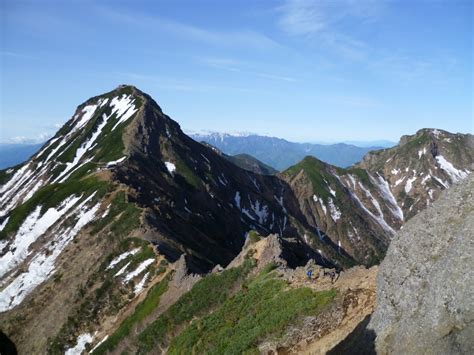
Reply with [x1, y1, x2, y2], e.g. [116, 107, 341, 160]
[435, 155, 469, 183]
[0, 195, 82, 279]
[0, 193, 100, 312]
[106, 248, 141, 270]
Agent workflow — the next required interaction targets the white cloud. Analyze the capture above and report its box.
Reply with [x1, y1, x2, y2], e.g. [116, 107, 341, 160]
[0, 51, 38, 60]
[4, 133, 51, 144]
[277, 0, 382, 60]
[198, 57, 297, 82]
[98, 7, 280, 50]
[278, 0, 381, 35]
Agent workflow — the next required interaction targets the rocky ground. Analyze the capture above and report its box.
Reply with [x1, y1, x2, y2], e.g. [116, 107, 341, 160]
[369, 174, 473, 354]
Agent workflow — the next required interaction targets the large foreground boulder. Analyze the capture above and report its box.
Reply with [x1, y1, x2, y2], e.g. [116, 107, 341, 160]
[370, 174, 474, 354]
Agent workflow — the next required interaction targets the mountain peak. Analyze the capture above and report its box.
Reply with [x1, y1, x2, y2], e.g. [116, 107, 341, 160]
[0, 85, 180, 217]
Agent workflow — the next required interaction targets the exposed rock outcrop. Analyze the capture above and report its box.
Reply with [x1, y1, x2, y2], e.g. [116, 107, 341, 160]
[370, 174, 474, 354]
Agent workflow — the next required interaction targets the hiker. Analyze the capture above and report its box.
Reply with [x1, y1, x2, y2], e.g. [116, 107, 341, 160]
[306, 269, 313, 280]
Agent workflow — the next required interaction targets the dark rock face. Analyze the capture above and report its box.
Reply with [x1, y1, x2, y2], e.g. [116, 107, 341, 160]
[369, 174, 474, 354]
[113, 89, 345, 272]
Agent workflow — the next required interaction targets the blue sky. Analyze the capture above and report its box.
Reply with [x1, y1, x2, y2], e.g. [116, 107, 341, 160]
[1, 0, 472, 143]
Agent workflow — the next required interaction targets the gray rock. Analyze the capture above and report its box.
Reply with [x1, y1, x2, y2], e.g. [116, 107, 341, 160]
[369, 174, 474, 354]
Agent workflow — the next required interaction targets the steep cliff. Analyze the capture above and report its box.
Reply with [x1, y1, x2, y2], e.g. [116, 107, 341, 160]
[370, 174, 474, 354]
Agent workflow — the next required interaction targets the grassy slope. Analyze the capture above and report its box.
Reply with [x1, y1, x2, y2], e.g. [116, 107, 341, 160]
[137, 258, 256, 352]
[169, 265, 336, 354]
[97, 257, 338, 354]
[92, 273, 171, 355]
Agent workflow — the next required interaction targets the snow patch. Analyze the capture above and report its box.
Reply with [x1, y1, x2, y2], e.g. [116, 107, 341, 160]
[0, 195, 81, 279]
[313, 194, 327, 215]
[22, 179, 44, 202]
[74, 104, 98, 131]
[405, 176, 417, 193]
[101, 205, 110, 218]
[91, 335, 109, 353]
[218, 174, 228, 186]
[0, 195, 100, 312]
[134, 272, 149, 294]
[165, 162, 176, 174]
[110, 95, 138, 131]
[328, 198, 341, 222]
[249, 199, 268, 224]
[106, 156, 127, 167]
[355, 182, 395, 234]
[418, 147, 427, 158]
[123, 259, 154, 283]
[35, 137, 61, 159]
[234, 192, 241, 208]
[54, 112, 113, 183]
[394, 176, 406, 187]
[372, 174, 404, 221]
[421, 174, 431, 185]
[106, 248, 140, 270]
[347, 175, 357, 189]
[0, 217, 9, 232]
[274, 195, 287, 213]
[435, 155, 469, 183]
[200, 154, 210, 164]
[115, 262, 131, 277]
[65, 333, 94, 355]
[428, 189, 434, 199]
[433, 175, 449, 188]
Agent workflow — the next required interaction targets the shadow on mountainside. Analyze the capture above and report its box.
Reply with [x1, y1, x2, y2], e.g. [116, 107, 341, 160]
[327, 314, 376, 355]
[0, 331, 17, 355]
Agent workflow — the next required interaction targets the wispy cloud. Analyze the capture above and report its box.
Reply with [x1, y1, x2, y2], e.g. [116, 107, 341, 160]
[4, 132, 51, 144]
[277, 0, 382, 60]
[198, 57, 297, 82]
[0, 51, 38, 59]
[278, 0, 381, 35]
[97, 7, 281, 50]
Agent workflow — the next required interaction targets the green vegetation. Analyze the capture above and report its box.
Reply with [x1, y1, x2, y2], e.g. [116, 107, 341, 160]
[93, 122, 127, 163]
[92, 274, 171, 355]
[137, 258, 256, 352]
[0, 170, 9, 186]
[91, 191, 141, 238]
[284, 156, 339, 202]
[247, 230, 262, 244]
[175, 157, 202, 189]
[168, 266, 336, 354]
[401, 132, 430, 151]
[56, 134, 85, 163]
[0, 176, 109, 240]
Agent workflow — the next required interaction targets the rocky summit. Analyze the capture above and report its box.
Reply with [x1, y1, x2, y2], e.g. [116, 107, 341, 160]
[0, 85, 472, 354]
[369, 173, 474, 354]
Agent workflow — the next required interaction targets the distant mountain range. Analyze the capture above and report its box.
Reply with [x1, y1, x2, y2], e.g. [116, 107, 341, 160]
[0, 134, 390, 171]
[0, 143, 42, 169]
[189, 132, 386, 170]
